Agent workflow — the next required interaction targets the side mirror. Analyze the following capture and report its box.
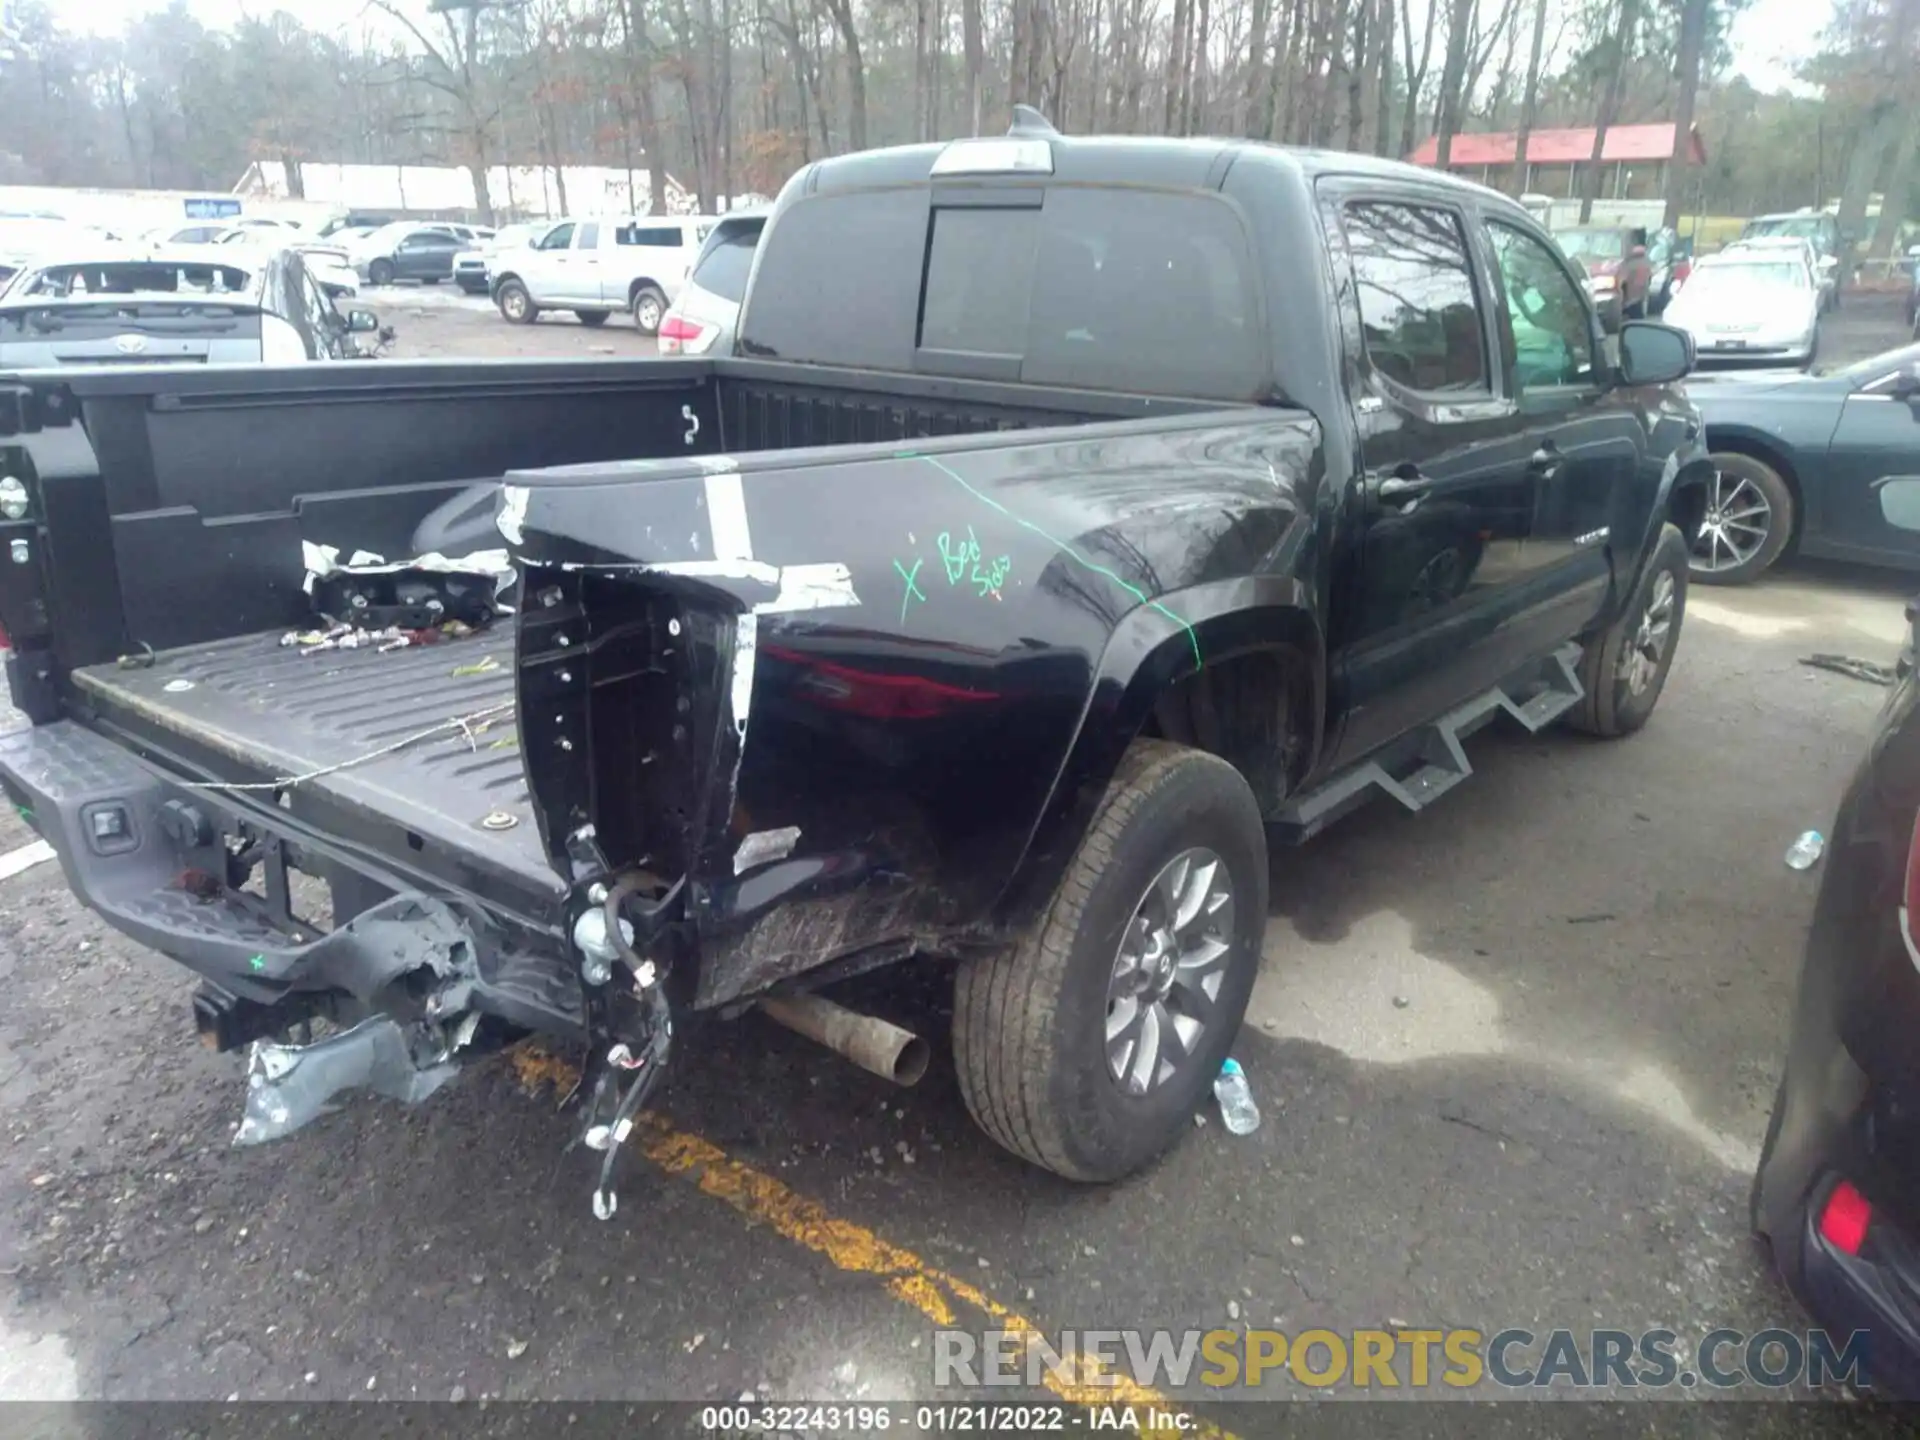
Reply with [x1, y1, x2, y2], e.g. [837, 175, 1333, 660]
[346, 308, 381, 333]
[1617, 320, 1693, 386]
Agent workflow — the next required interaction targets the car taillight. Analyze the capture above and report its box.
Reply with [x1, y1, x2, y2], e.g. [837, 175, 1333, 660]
[1674, 259, 1692, 282]
[657, 314, 710, 356]
[0, 616, 9, 652]
[1818, 1178, 1873, 1255]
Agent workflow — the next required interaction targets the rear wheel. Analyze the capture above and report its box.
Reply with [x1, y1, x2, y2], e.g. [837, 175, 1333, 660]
[1691, 452, 1794, 585]
[496, 279, 537, 325]
[576, 310, 611, 327]
[367, 259, 394, 288]
[1567, 522, 1688, 738]
[952, 739, 1267, 1182]
[630, 285, 668, 336]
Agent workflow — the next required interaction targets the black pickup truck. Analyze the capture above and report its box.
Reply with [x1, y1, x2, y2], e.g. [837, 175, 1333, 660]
[0, 120, 1713, 1216]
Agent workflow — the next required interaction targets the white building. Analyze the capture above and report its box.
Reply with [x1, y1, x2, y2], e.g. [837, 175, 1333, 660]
[234, 160, 697, 221]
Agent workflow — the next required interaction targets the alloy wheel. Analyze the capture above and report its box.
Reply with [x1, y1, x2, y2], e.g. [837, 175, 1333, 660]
[1618, 568, 1677, 696]
[1693, 467, 1772, 573]
[1104, 848, 1236, 1097]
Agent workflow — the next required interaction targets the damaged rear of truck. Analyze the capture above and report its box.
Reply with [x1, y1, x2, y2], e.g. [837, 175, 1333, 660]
[0, 124, 1707, 1211]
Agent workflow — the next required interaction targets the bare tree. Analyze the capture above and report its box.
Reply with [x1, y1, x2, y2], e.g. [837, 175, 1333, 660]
[817, 0, 868, 149]
[1660, 0, 1710, 226]
[374, 0, 503, 220]
[1430, 0, 1477, 168]
[1577, 0, 1639, 224]
[963, 0, 985, 131]
[1508, 0, 1549, 196]
[1398, 0, 1438, 159]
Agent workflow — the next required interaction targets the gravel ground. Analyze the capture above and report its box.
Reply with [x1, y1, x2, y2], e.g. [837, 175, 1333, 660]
[0, 293, 1914, 1413]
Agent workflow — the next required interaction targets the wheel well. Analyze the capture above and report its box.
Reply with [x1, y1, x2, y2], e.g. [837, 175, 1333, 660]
[493, 270, 523, 289]
[1141, 646, 1313, 812]
[628, 277, 666, 302]
[1701, 429, 1804, 546]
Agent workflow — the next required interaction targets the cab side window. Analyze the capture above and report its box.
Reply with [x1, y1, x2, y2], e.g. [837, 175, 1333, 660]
[539, 223, 576, 251]
[1485, 222, 1598, 390]
[1342, 201, 1488, 394]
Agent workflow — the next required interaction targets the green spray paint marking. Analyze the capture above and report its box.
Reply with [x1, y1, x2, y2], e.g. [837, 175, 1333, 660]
[248, 954, 267, 973]
[905, 453, 1203, 668]
[893, 557, 928, 624]
[12, 804, 31, 826]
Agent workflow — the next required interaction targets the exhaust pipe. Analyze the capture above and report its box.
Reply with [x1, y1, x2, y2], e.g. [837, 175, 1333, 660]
[758, 994, 930, 1086]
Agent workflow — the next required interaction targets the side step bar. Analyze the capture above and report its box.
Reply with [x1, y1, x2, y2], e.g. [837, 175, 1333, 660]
[1270, 643, 1584, 845]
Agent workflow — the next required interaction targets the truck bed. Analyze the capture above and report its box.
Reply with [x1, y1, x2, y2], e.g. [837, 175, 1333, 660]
[69, 629, 558, 900]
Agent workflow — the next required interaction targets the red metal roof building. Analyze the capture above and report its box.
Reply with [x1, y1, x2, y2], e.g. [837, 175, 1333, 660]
[1406, 123, 1707, 200]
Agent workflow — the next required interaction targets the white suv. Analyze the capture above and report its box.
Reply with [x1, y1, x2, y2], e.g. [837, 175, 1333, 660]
[489, 215, 715, 334]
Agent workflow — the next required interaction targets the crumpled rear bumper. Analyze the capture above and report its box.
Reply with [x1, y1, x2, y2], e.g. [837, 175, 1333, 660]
[0, 719, 582, 1042]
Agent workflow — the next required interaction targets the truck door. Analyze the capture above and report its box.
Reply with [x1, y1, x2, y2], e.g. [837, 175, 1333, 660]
[1819, 367, 1920, 567]
[1326, 194, 1548, 766]
[1480, 217, 1635, 635]
[556, 222, 602, 304]
[521, 221, 576, 302]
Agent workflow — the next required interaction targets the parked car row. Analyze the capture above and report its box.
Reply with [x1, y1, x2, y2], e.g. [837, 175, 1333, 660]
[0, 246, 386, 367]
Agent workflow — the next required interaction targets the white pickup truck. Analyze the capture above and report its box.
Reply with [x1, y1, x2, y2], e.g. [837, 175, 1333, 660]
[488, 215, 715, 334]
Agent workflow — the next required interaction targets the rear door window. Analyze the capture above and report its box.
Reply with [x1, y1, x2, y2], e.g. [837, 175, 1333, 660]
[575, 222, 600, 250]
[616, 224, 684, 247]
[1341, 201, 1489, 394]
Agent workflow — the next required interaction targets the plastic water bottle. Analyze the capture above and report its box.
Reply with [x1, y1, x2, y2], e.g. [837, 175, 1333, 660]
[1785, 830, 1826, 871]
[1214, 1058, 1260, 1135]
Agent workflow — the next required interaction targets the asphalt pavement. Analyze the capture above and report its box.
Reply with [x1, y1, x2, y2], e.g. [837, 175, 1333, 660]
[0, 293, 1915, 1413]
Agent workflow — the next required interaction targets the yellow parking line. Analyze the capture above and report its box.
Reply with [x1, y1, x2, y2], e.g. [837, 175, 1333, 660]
[511, 1050, 1233, 1438]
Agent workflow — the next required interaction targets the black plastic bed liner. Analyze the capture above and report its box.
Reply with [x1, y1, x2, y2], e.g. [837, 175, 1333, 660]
[68, 629, 560, 900]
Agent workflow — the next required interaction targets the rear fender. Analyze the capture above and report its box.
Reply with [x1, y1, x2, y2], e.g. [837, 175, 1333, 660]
[995, 577, 1322, 927]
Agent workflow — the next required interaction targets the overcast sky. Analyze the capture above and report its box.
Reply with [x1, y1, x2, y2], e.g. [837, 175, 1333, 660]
[42, 0, 1827, 100]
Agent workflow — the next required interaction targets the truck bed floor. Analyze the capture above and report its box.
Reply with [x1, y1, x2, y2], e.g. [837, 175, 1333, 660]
[70, 629, 559, 898]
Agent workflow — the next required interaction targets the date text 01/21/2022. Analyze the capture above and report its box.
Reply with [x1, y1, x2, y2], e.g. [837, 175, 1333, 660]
[696, 1404, 1199, 1432]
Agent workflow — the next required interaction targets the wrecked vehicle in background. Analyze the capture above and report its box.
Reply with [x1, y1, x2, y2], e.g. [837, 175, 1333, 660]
[0, 116, 1711, 1217]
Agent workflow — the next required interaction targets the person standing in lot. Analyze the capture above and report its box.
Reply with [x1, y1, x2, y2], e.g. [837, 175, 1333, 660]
[1620, 228, 1654, 321]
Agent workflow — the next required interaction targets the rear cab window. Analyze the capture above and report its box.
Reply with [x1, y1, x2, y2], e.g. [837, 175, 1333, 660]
[740, 183, 1268, 401]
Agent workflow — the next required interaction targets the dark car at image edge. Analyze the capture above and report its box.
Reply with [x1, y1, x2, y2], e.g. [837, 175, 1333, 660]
[0, 119, 1713, 1219]
[1754, 483, 1920, 1395]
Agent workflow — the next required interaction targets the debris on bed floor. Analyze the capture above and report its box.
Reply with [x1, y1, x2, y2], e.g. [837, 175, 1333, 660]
[290, 543, 517, 658]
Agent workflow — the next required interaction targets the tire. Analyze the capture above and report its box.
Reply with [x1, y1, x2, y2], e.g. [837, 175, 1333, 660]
[630, 285, 668, 336]
[1567, 522, 1689, 739]
[457, 280, 487, 296]
[952, 739, 1268, 1182]
[422, 276, 441, 286]
[495, 279, 537, 325]
[1691, 451, 1794, 585]
[367, 259, 394, 288]
[576, 310, 612, 327]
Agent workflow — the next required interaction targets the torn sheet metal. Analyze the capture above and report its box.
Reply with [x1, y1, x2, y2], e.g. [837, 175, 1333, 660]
[733, 825, 801, 875]
[303, 542, 516, 631]
[497, 484, 530, 546]
[232, 1017, 458, 1145]
[301, 542, 516, 598]
[732, 613, 758, 740]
